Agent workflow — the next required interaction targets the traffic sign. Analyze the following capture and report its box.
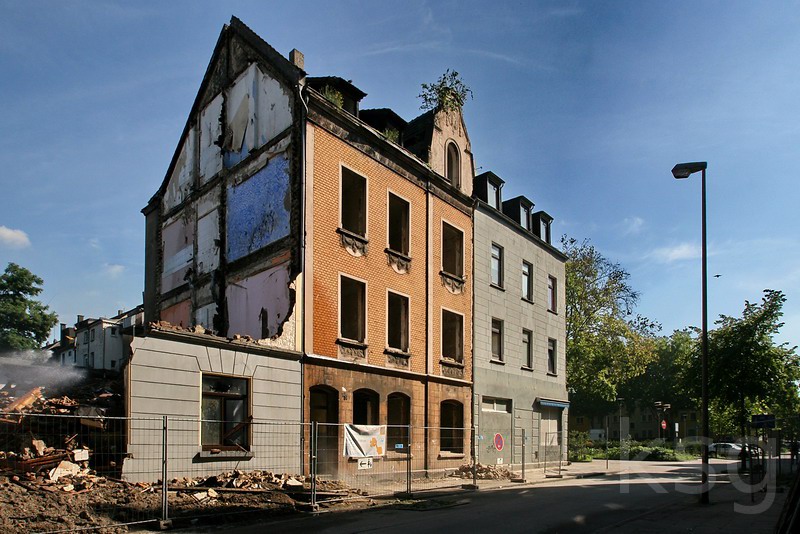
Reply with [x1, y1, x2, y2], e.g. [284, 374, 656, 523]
[661, 420, 667, 430]
[751, 414, 776, 429]
[494, 433, 505, 452]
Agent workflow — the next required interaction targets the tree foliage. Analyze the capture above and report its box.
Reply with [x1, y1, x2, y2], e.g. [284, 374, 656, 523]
[0, 263, 58, 351]
[563, 236, 659, 414]
[701, 290, 800, 437]
[419, 69, 472, 112]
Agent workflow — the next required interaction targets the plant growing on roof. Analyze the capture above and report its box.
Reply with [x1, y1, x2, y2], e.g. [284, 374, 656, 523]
[419, 69, 472, 112]
[321, 85, 344, 109]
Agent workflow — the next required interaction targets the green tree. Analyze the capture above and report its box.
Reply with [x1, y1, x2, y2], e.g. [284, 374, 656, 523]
[703, 289, 800, 438]
[563, 236, 659, 416]
[0, 263, 58, 351]
[419, 69, 472, 112]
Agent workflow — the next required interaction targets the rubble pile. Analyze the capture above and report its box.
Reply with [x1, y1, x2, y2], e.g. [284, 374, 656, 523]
[454, 463, 520, 480]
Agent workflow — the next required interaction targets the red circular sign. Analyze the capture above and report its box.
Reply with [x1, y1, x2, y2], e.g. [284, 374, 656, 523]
[494, 433, 505, 451]
[661, 420, 667, 430]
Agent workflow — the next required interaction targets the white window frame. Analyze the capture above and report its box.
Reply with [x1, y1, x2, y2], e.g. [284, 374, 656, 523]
[440, 219, 465, 279]
[440, 307, 464, 362]
[339, 163, 369, 238]
[386, 189, 411, 256]
[386, 289, 410, 352]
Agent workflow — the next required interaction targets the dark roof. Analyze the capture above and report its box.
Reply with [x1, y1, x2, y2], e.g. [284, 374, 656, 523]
[475, 170, 505, 185]
[403, 110, 435, 161]
[359, 108, 408, 131]
[307, 76, 367, 101]
[504, 195, 534, 208]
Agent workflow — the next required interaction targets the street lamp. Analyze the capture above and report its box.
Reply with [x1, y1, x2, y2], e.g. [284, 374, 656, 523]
[671, 161, 710, 505]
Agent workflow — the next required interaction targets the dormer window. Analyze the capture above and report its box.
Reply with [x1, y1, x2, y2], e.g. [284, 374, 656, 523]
[446, 142, 460, 188]
[540, 219, 551, 244]
[488, 181, 500, 210]
[520, 205, 531, 230]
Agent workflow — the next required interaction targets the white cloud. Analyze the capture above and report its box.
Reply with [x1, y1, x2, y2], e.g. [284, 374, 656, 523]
[622, 216, 644, 235]
[650, 242, 700, 263]
[102, 263, 125, 278]
[0, 226, 31, 248]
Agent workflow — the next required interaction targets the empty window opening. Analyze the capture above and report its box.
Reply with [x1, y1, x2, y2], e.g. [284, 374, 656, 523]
[388, 193, 410, 255]
[548, 276, 557, 312]
[387, 291, 409, 352]
[110, 327, 117, 337]
[440, 400, 464, 453]
[341, 167, 367, 237]
[340, 276, 366, 342]
[446, 142, 460, 188]
[387, 392, 410, 452]
[442, 222, 464, 278]
[522, 261, 533, 301]
[353, 389, 379, 425]
[491, 318, 503, 361]
[491, 244, 503, 287]
[201, 375, 249, 450]
[548, 338, 557, 375]
[441, 309, 464, 362]
[523, 329, 533, 369]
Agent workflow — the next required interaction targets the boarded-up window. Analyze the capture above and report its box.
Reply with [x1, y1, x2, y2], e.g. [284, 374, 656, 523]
[442, 222, 463, 278]
[340, 276, 366, 342]
[341, 167, 366, 237]
[388, 193, 410, 255]
[442, 309, 463, 362]
[387, 291, 409, 352]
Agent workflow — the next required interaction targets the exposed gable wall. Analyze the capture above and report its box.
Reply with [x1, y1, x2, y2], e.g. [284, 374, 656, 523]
[428, 108, 474, 198]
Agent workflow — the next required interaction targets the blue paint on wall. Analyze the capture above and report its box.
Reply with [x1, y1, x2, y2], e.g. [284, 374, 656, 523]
[226, 152, 291, 262]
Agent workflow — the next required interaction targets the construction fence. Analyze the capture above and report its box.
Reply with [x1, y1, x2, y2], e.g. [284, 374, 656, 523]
[0, 413, 566, 533]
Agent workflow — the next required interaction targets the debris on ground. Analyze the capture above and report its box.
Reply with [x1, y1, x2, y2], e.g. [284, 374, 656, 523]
[454, 463, 520, 480]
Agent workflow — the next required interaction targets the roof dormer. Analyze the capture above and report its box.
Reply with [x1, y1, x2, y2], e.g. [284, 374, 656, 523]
[473, 171, 504, 210]
[307, 76, 367, 116]
[533, 211, 554, 244]
[502, 196, 535, 231]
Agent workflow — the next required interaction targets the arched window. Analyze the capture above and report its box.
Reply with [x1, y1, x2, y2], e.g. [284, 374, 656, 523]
[353, 388, 379, 425]
[387, 392, 411, 451]
[440, 400, 464, 453]
[446, 142, 460, 187]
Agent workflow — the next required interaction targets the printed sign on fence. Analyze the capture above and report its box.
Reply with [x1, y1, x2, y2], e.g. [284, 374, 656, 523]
[343, 424, 386, 458]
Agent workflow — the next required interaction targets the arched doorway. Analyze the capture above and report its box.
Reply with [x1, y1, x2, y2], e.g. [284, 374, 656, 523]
[310, 385, 339, 477]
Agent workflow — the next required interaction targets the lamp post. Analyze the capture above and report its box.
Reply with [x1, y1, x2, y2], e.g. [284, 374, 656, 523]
[671, 161, 710, 505]
[617, 397, 625, 460]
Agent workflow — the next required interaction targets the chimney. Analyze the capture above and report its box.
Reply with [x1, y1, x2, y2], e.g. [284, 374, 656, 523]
[118, 309, 124, 316]
[289, 49, 304, 70]
[77, 315, 84, 323]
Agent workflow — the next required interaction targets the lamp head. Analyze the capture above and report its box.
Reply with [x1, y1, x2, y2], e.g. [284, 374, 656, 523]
[672, 161, 707, 179]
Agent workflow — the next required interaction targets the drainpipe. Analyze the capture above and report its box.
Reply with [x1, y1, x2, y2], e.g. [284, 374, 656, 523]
[424, 175, 431, 472]
[297, 82, 309, 472]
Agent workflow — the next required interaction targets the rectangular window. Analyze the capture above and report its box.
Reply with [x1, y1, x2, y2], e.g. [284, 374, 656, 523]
[520, 206, 530, 230]
[83, 332, 88, 343]
[548, 276, 557, 312]
[387, 291, 409, 352]
[441, 309, 463, 362]
[341, 167, 366, 237]
[340, 276, 366, 342]
[523, 329, 533, 368]
[481, 397, 511, 413]
[491, 318, 503, 361]
[522, 261, 533, 301]
[90, 329, 95, 342]
[442, 222, 464, 278]
[490, 243, 503, 287]
[541, 219, 551, 243]
[388, 193, 410, 255]
[110, 327, 117, 337]
[548, 338, 557, 375]
[201, 375, 249, 450]
[488, 182, 500, 210]
[110, 360, 116, 368]
[89, 352, 95, 367]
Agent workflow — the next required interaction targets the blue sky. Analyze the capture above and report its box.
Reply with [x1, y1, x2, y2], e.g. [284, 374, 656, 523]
[0, 1, 797, 347]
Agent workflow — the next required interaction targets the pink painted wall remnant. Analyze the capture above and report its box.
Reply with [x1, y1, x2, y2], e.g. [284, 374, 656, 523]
[227, 262, 292, 340]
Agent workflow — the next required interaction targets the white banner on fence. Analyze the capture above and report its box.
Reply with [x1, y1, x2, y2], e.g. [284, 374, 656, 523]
[343, 424, 386, 457]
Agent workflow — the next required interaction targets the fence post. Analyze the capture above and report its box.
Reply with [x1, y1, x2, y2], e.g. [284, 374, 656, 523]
[160, 415, 171, 529]
[472, 427, 478, 488]
[406, 424, 412, 496]
[310, 421, 317, 510]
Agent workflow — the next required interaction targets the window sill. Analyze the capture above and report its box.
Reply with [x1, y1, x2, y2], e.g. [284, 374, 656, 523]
[440, 358, 464, 369]
[438, 451, 465, 460]
[440, 270, 465, 294]
[196, 449, 254, 461]
[384, 347, 410, 358]
[521, 297, 534, 304]
[490, 358, 505, 365]
[337, 227, 368, 256]
[489, 283, 505, 292]
[547, 372, 558, 377]
[521, 366, 534, 372]
[547, 309, 558, 315]
[385, 248, 411, 273]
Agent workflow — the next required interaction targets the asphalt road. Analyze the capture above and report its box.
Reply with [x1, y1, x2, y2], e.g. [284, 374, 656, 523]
[185, 460, 787, 534]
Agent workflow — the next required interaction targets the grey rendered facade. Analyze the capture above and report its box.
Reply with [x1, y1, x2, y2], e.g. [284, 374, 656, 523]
[472, 180, 568, 468]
